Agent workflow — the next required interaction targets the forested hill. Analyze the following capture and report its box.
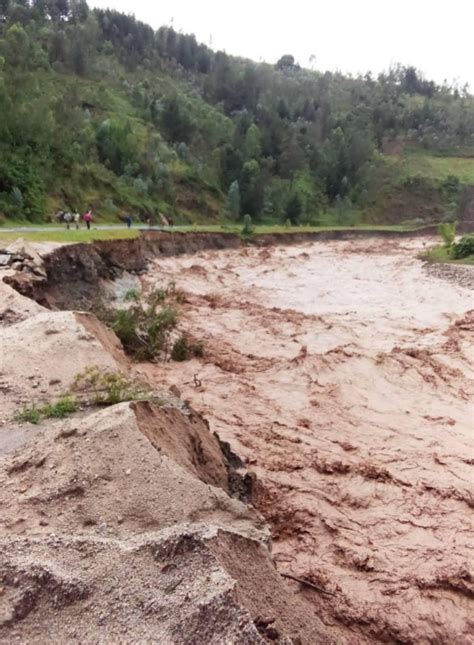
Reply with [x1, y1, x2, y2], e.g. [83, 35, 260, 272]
[1, 0, 474, 225]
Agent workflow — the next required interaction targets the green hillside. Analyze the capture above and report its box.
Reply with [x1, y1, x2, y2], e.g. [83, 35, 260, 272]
[1, 1, 473, 226]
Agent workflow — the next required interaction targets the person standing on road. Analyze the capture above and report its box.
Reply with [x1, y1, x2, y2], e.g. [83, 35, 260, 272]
[84, 210, 93, 230]
[73, 212, 80, 230]
[64, 212, 72, 230]
[125, 215, 132, 229]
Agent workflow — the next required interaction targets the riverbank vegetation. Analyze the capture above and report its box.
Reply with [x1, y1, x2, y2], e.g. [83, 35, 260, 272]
[425, 232, 474, 265]
[0, 223, 432, 244]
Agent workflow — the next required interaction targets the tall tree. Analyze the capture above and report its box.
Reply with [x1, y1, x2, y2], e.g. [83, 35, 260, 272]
[285, 192, 303, 225]
[244, 123, 262, 160]
[226, 180, 240, 220]
[4, 24, 30, 69]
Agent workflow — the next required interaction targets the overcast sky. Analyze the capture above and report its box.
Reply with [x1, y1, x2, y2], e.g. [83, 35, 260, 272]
[89, 0, 472, 88]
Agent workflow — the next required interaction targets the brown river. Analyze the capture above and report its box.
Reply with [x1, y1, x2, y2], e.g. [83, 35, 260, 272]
[139, 237, 473, 643]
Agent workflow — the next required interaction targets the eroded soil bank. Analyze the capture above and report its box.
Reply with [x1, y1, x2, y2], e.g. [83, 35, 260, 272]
[138, 237, 474, 643]
[0, 278, 334, 643]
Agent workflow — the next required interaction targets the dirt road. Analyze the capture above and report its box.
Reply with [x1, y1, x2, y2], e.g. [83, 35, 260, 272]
[141, 237, 474, 643]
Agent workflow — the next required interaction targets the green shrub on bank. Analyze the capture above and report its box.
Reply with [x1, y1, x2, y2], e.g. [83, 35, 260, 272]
[171, 336, 205, 361]
[451, 235, 474, 260]
[171, 335, 190, 361]
[14, 370, 152, 423]
[106, 285, 200, 362]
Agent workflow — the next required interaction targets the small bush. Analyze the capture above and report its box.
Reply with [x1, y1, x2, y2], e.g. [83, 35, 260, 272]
[451, 235, 474, 260]
[15, 404, 42, 424]
[441, 175, 461, 197]
[41, 397, 78, 418]
[171, 336, 205, 361]
[149, 288, 167, 305]
[175, 290, 186, 304]
[171, 335, 190, 361]
[124, 288, 140, 302]
[192, 340, 204, 357]
[144, 305, 179, 359]
[15, 397, 78, 424]
[96, 285, 189, 361]
[72, 367, 147, 405]
[113, 308, 139, 349]
[149, 283, 185, 306]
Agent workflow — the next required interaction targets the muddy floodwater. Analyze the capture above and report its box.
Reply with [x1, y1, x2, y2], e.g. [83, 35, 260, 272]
[140, 237, 473, 643]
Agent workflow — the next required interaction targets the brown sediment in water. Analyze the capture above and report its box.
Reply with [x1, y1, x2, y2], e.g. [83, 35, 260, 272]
[1, 232, 473, 642]
[138, 237, 474, 643]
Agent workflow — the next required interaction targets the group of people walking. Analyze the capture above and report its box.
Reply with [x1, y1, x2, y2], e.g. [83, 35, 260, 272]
[61, 210, 93, 230]
[59, 210, 134, 230]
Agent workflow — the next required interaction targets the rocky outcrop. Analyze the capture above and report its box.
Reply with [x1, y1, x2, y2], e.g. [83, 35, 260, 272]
[0, 280, 45, 326]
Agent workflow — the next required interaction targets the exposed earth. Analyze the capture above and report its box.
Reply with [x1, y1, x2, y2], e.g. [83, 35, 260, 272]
[0, 234, 473, 643]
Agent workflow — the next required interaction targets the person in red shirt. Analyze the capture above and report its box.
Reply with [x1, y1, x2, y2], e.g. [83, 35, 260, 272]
[84, 210, 93, 230]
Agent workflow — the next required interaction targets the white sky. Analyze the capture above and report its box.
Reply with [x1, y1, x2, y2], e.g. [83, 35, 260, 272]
[89, 0, 473, 89]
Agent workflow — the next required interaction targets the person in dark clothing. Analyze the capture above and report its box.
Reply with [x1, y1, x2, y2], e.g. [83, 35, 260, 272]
[125, 215, 132, 228]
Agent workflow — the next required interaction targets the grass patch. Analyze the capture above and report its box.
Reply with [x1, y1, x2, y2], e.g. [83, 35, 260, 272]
[14, 369, 159, 424]
[0, 229, 140, 244]
[15, 397, 78, 424]
[15, 404, 42, 424]
[400, 152, 474, 184]
[40, 397, 78, 418]
[0, 222, 434, 245]
[424, 245, 474, 265]
[176, 223, 425, 234]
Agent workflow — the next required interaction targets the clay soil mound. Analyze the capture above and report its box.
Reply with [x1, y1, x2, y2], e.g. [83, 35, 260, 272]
[0, 310, 124, 420]
[0, 402, 332, 643]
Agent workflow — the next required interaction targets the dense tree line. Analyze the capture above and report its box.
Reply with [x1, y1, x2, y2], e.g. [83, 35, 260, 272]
[0, 0, 473, 222]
